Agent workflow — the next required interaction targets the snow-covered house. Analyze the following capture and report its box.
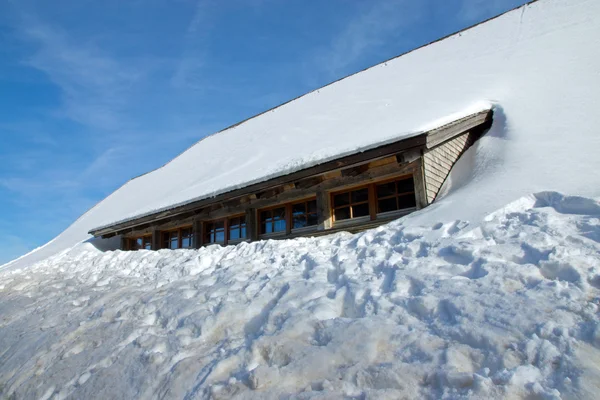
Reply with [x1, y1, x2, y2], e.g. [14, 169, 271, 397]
[90, 108, 492, 250]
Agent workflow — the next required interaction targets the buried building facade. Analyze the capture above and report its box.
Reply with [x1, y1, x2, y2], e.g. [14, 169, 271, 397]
[89, 109, 492, 250]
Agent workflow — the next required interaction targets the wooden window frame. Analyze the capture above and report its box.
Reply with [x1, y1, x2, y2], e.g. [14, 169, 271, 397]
[161, 225, 193, 249]
[290, 197, 318, 231]
[258, 204, 289, 236]
[227, 214, 247, 243]
[203, 214, 247, 246]
[374, 175, 416, 215]
[126, 235, 152, 251]
[204, 218, 227, 245]
[330, 186, 372, 223]
[330, 173, 416, 225]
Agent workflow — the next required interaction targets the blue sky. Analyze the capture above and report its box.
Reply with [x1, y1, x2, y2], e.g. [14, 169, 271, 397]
[0, 0, 527, 264]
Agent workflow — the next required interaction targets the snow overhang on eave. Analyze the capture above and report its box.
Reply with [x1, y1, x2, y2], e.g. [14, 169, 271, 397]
[89, 108, 493, 238]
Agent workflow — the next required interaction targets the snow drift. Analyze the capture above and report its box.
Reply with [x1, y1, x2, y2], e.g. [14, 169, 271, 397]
[1, 192, 600, 399]
[4, 0, 600, 270]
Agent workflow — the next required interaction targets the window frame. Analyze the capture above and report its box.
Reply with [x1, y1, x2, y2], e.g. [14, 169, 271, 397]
[126, 235, 152, 251]
[330, 174, 416, 226]
[161, 225, 194, 249]
[290, 198, 318, 232]
[258, 197, 318, 237]
[227, 214, 247, 243]
[203, 214, 248, 246]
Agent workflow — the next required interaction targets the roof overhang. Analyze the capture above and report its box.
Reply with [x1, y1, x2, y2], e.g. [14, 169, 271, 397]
[89, 108, 493, 237]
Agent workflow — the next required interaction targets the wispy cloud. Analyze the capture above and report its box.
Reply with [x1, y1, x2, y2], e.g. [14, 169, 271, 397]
[20, 18, 144, 130]
[312, 0, 423, 79]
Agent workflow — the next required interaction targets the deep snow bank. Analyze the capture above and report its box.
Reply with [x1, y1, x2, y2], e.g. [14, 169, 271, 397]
[4, 0, 600, 270]
[1, 192, 599, 399]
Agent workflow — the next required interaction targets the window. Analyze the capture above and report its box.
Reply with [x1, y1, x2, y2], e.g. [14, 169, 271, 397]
[228, 216, 246, 241]
[163, 230, 180, 249]
[292, 199, 318, 229]
[260, 207, 286, 234]
[332, 187, 370, 222]
[205, 220, 226, 244]
[376, 176, 416, 213]
[161, 226, 194, 249]
[181, 227, 194, 248]
[128, 235, 152, 250]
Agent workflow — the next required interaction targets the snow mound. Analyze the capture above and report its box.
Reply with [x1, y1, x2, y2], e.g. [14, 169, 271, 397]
[1, 192, 599, 399]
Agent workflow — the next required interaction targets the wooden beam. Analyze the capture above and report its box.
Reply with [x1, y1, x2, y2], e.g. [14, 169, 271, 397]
[246, 208, 258, 241]
[316, 189, 332, 231]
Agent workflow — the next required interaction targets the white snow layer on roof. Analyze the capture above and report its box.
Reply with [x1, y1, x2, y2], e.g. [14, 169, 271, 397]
[1, 192, 600, 398]
[3, 0, 600, 270]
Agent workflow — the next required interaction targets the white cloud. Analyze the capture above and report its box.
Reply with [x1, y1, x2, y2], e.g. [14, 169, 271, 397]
[312, 0, 423, 79]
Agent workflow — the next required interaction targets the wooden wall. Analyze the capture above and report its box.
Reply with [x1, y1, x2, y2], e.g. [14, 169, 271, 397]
[423, 131, 474, 203]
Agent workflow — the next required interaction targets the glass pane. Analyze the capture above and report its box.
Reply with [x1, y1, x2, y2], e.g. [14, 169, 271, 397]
[260, 210, 270, 223]
[240, 226, 246, 239]
[376, 182, 396, 198]
[293, 215, 306, 229]
[292, 203, 306, 216]
[216, 230, 225, 242]
[273, 207, 286, 219]
[351, 188, 369, 203]
[273, 218, 286, 233]
[397, 194, 417, 209]
[181, 237, 191, 248]
[397, 177, 414, 194]
[214, 221, 225, 230]
[230, 228, 240, 240]
[307, 213, 318, 226]
[353, 203, 370, 217]
[170, 236, 179, 249]
[136, 238, 143, 248]
[378, 197, 398, 213]
[333, 192, 350, 207]
[307, 200, 317, 214]
[334, 207, 351, 221]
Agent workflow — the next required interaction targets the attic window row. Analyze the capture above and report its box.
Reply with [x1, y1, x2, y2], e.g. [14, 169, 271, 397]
[123, 175, 416, 250]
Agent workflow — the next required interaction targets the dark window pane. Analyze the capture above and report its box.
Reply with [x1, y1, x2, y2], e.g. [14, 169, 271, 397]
[214, 221, 225, 230]
[333, 193, 350, 207]
[308, 200, 317, 214]
[307, 213, 318, 226]
[273, 207, 286, 219]
[351, 188, 369, 203]
[377, 182, 396, 198]
[398, 194, 417, 209]
[273, 219, 286, 232]
[292, 203, 306, 216]
[353, 203, 370, 217]
[378, 197, 398, 213]
[293, 216, 307, 229]
[397, 177, 415, 194]
[335, 207, 351, 221]
[260, 210, 270, 222]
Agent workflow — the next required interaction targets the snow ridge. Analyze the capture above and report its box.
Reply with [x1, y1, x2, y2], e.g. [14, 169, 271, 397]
[1, 192, 599, 399]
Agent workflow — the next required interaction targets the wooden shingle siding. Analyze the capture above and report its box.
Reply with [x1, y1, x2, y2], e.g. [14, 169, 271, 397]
[423, 131, 474, 203]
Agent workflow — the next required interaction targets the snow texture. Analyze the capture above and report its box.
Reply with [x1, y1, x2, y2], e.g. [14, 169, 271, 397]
[1, 192, 600, 399]
[4, 0, 600, 270]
